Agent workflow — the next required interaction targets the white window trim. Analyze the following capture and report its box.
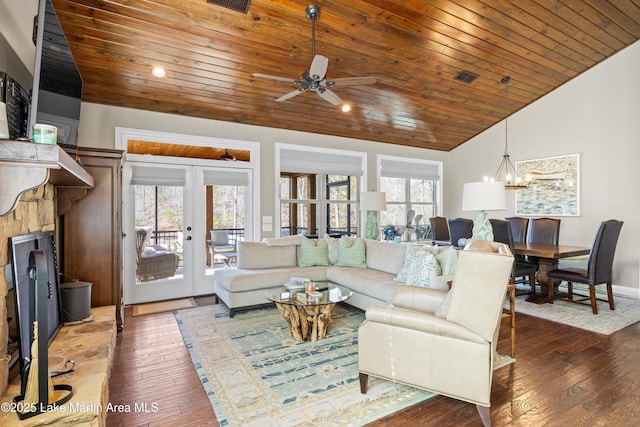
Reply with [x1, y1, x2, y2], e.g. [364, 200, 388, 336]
[115, 127, 261, 241]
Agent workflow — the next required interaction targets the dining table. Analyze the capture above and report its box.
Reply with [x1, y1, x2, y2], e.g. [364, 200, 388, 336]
[513, 242, 591, 304]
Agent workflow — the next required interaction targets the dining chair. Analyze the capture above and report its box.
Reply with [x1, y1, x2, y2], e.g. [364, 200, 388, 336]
[429, 216, 451, 245]
[490, 219, 537, 295]
[549, 220, 623, 314]
[448, 217, 474, 248]
[525, 217, 561, 275]
[505, 217, 529, 244]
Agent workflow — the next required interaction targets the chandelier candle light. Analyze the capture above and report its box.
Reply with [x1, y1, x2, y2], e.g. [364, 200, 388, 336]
[360, 191, 387, 240]
[462, 181, 506, 241]
[486, 77, 531, 190]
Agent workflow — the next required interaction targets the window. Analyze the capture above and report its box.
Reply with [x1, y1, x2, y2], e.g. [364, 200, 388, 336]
[278, 146, 364, 238]
[280, 173, 359, 237]
[378, 157, 441, 230]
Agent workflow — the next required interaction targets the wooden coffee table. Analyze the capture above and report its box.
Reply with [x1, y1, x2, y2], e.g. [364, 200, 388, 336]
[264, 281, 352, 342]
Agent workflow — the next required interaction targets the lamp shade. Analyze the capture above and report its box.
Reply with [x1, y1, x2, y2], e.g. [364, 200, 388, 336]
[360, 191, 387, 211]
[462, 181, 506, 212]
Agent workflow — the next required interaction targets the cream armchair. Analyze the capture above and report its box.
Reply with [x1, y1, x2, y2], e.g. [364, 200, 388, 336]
[358, 241, 513, 427]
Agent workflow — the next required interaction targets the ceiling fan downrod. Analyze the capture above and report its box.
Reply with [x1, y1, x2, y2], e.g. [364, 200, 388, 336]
[306, 5, 320, 61]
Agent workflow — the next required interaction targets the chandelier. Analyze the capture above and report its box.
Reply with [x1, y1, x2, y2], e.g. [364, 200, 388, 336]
[486, 77, 530, 190]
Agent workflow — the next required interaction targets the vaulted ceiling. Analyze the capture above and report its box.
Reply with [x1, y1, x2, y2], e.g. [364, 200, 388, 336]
[52, 0, 640, 152]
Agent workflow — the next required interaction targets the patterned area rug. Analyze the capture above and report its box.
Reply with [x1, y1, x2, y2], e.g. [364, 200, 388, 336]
[175, 304, 514, 426]
[511, 287, 640, 335]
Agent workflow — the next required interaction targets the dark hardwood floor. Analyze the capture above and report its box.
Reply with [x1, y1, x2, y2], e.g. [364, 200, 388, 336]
[108, 299, 640, 426]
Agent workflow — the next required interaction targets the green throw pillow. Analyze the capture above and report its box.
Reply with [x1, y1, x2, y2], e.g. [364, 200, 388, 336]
[337, 237, 366, 268]
[435, 246, 458, 275]
[297, 237, 330, 267]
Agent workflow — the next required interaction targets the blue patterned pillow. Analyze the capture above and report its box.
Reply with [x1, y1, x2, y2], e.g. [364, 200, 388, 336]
[337, 237, 366, 268]
[324, 234, 340, 265]
[396, 245, 442, 287]
[297, 237, 329, 267]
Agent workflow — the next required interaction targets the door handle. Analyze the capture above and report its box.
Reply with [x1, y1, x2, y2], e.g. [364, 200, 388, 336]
[187, 226, 192, 231]
[186, 236, 192, 241]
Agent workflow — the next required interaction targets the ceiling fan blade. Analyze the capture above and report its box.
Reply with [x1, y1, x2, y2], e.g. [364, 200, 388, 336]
[309, 55, 329, 80]
[329, 76, 376, 87]
[252, 73, 297, 83]
[317, 88, 342, 106]
[276, 89, 305, 102]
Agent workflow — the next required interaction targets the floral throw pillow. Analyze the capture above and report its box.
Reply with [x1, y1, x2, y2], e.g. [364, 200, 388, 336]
[395, 245, 442, 287]
[324, 234, 340, 265]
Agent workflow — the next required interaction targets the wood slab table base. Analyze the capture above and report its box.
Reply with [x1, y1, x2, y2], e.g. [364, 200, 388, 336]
[275, 302, 334, 342]
[264, 282, 352, 342]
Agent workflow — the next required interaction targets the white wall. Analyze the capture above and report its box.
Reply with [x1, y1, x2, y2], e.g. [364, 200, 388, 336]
[0, 0, 38, 74]
[447, 40, 640, 296]
[79, 102, 448, 238]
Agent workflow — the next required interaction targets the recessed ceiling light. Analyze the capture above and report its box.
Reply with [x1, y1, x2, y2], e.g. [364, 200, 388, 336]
[341, 104, 351, 112]
[151, 66, 166, 78]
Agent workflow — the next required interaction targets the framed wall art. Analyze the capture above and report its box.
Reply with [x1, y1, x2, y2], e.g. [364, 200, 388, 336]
[515, 154, 580, 216]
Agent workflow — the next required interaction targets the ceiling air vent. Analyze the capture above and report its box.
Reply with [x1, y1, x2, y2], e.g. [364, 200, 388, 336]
[207, 0, 251, 14]
[454, 71, 479, 84]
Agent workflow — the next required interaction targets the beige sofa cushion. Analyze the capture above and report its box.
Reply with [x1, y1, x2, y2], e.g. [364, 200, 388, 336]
[215, 266, 329, 292]
[365, 239, 407, 274]
[326, 267, 398, 303]
[237, 241, 297, 269]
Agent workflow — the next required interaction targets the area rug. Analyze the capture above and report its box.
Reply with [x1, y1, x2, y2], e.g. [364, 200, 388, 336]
[175, 304, 514, 426]
[132, 297, 197, 316]
[511, 287, 640, 335]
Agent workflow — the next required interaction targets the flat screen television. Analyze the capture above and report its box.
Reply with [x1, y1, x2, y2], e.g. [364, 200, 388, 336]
[28, 0, 83, 146]
[7, 231, 63, 374]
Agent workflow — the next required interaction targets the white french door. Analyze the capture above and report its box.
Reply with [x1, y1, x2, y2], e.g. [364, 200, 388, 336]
[123, 161, 252, 304]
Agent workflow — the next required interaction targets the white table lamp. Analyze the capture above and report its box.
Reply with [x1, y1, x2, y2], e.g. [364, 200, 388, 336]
[360, 191, 387, 239]
[462, 181, 506, 241]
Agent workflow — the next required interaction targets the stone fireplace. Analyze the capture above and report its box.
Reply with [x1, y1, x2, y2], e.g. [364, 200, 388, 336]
[0, 183, 55, 397]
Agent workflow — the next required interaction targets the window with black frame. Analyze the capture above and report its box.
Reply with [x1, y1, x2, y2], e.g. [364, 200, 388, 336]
[279, 147, 363, 238]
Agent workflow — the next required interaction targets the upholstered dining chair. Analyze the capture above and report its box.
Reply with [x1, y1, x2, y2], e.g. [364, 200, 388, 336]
[548, 220, 623, 314]
[525, 218, 561, 287]
[448, 217, 474, 248]
[490, 219, 537, 297]
[527, 217, 561, 245]
[358, 241, 514, 427]
[505, 217, 529, 244]
[429, 216, 451, 245]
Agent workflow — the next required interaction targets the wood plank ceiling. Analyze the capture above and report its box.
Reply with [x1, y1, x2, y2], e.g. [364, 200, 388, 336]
[52, 0, 640, 152]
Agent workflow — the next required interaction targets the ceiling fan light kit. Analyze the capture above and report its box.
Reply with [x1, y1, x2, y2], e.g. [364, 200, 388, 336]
[220, 149, 236, 161]
[253, 5, 376, 106]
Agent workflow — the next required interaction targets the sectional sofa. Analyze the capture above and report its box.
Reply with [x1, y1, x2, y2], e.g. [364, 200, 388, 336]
[213, 236, 455, 317]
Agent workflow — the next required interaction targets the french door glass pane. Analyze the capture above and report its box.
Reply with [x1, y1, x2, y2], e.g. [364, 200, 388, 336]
[134, 185, 182, 282]
[211, 185, 245, 229]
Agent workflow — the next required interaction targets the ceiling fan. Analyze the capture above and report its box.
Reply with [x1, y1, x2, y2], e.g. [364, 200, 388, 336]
[252, 5, 376, 106]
